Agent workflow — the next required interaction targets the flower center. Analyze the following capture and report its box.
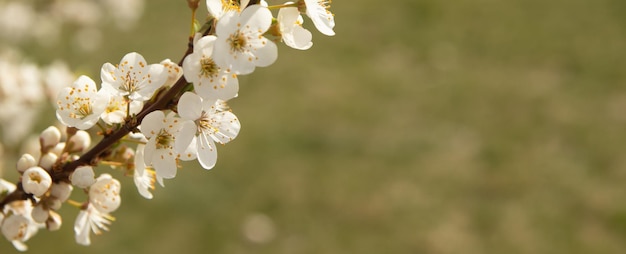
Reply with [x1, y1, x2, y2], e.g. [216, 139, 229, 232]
[228, 30, 247, 53]
[121, 72, 137, 93]
[195, 111, 218, 135]
[74, 102, 93, 119]
[200, 57, 219, 78]
[221, 0, 241, 12]
[155, 129, 174, 149]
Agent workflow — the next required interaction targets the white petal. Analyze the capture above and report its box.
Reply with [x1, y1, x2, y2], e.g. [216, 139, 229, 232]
[140, 111, 165, 138]
[74, 210, 91, 246]
[278, 6, 299, 25]
[120, 52, 148, 74]
[100, 63, 119, 85]
[143, 138, 157, 166]
[254, 39, 278, 67]
[213, 111, 241, 144]
[175, 120, 197, 153]
[179, 137, 198, 161]
[289, 26, 313, 50]
[177, 92, 203, 120]
[152, 149, 177, 179]
[197, 133, 218, 170]
[132, 63, 168, 101]
[216, 11, 238, 38]
[206, 0, 224, 19]
[305, 0, 335, 36]
[196, 71, 239, 101]
[241, 5, 272, 33]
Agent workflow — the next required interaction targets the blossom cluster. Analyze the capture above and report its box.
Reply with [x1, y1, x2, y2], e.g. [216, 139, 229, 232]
[0, 0, 334, 251]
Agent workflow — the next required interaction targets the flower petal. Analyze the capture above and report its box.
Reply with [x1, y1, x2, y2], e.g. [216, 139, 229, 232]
[140, 111, 165, 138]
[175, 120, 197, 154]
[152, 149, 177, 179]
[177, 92, 203, 120]
[197, 133, 218, 170]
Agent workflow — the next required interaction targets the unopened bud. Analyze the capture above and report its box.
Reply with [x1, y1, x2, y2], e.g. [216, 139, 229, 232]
[70, 166, 96, 188]
[50, 182, 73, 202]
[50, 142, 66, 156]
[46, 211, 62, 231]
[89, 174, 121, 213]
[186, 0, 200, 9]
[47, 198, 62, 211]
[17, 154, 37, 173]
[40, 126, 61, 152]
[31, 204, 49, 223]
[68, 130, 91, 153]
[39, 152, 58, 170]
[22, 166, 52, 197]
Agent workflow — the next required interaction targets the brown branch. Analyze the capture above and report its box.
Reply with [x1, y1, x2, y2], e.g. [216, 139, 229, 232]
[1, 19, 216, 211]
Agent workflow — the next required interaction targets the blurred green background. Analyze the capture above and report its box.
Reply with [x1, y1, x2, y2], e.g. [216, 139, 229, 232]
[3, 0, 626, 253]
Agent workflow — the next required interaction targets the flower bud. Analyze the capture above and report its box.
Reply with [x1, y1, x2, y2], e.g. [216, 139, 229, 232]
[89, 174, 121, 213]
[16, 154, 37, 174]
[50, 142, 66, 157]
[47, 198, 62, 211]
[50, 182, 73, 202]
[70, 166, 96, 188]
[22, 166, 52, 197]
[39, 152, 58, 170]
[46, 211, 62, 231]
[40, 126, 61, 152]
[0, 178, 16, 194]
[68, 130, 91, 153]
[31, 204, 49, 223]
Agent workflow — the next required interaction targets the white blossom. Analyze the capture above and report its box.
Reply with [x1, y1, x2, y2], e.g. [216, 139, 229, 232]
[183, 34, 239, 101]
[1, 214, 37, 251]
[56, 75, 110, 130]
[101, 52, 168, 101]
[299, 0, 335, 36]
[278, 5, 313, 50]
[176, 92, 240, 169]
[213, 5, 278, 75]
[74, 203, 114, 246]
[31, 204, 49, 223]
[39, 126, 61, 151]
[206, 0, 249, 20]
[160, 59, 183, 87]
[21, 166, 52, 197]
[140, 111, 181, 179]
[67, 130, 91, 153]
[16, 154, 37, 174]
[89, 174, 121, 214]
[133, 144, 156, 199]
[50, 182, 73, 203]
[38, 152, 58, 171]
[100, 87, 143, 124]
[70, 165, 96, 188]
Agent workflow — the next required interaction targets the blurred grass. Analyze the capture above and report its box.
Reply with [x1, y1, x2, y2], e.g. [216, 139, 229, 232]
[3, 0, 626, 253]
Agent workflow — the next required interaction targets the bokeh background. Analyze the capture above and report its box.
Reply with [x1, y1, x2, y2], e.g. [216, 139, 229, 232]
[3, 0, 626, 253]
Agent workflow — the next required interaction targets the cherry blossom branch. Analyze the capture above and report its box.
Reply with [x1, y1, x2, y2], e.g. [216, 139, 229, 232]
[51, 34, 200, 183]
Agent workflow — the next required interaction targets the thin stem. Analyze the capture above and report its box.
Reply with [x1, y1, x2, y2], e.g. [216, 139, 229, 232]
[190, 8, 197, 38]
